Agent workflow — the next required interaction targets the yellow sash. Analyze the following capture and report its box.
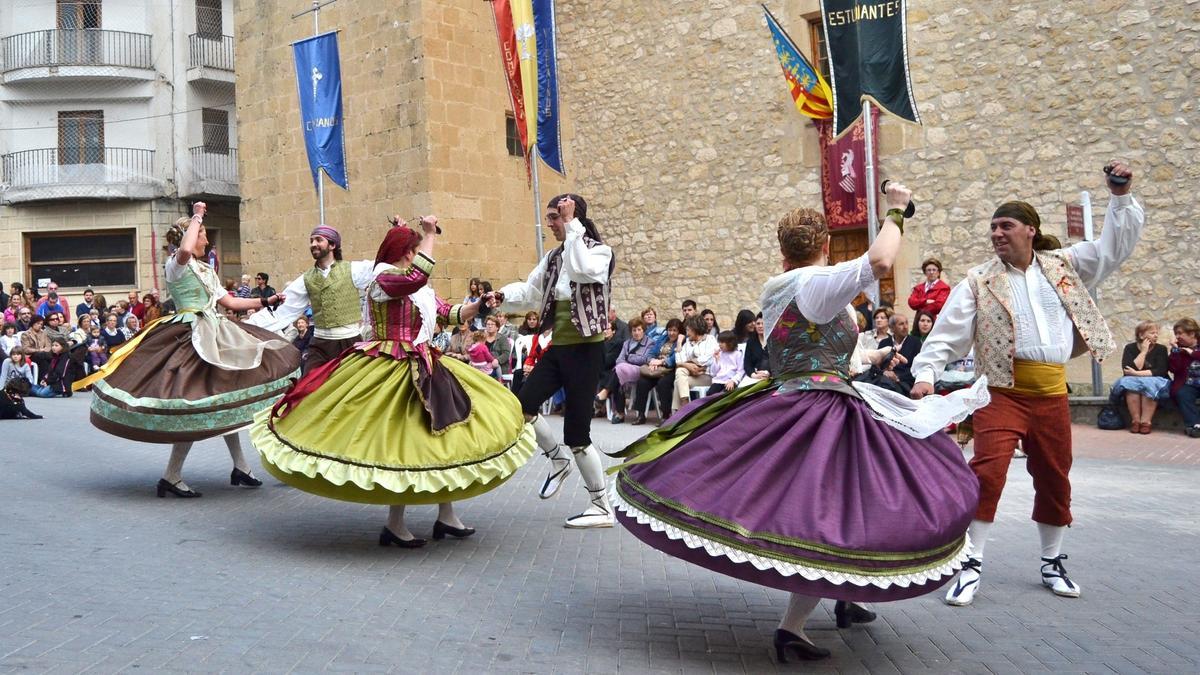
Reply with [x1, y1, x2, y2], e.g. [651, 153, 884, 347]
[995, 359, 1067, 397]
[72, 314, 179, 391]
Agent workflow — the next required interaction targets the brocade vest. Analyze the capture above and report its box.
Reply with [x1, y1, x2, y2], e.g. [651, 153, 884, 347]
[303, 262, 361, 329]
[766, 300, 860, 398]
[967, 250, 1115, 388]
[537, 239, 615, 339]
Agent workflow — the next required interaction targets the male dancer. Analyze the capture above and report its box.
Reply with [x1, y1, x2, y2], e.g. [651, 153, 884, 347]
[912, 161, 1143, 605]
[496, 194, 616, 528]
[247, 224, 375, 369]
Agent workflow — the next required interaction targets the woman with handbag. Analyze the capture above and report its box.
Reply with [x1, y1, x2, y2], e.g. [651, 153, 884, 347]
[1111, 321, 1170, 434]
[632, 318, 683, 425]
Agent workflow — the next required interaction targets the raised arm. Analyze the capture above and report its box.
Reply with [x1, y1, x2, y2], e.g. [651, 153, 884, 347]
[561, 218, 613, 284]
[1066, 162, 1143, 289]
[174, 202, 206, 266]
[910, 279, 978, 398]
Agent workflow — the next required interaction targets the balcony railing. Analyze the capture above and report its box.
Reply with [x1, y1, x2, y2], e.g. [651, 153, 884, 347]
[187, 145, 238, 188]
[188, 34, 234, 71]
[1, 29, 152, 72]
[2, 147, 156, 195]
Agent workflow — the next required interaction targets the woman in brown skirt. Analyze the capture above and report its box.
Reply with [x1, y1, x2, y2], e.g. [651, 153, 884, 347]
[76, 202, 301, 497]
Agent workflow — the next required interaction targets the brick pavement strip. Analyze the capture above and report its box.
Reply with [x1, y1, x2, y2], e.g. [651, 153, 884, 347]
[0, 394, 1198, 674]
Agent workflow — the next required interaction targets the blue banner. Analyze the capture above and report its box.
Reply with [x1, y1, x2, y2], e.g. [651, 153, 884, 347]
[292, 31, 349, 190]
[532, 0, 564, 174]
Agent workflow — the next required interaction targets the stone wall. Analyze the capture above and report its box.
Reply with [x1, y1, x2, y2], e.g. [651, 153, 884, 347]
[555, 0, 1200, 383]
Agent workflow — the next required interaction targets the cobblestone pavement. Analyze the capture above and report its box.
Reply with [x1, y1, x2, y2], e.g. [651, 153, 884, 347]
[1, 394, 1197, 674]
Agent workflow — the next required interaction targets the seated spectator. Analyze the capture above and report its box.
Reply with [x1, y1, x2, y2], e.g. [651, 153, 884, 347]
[597, 317, 652, 423]
[445, 325, 472, 363]
[13, 305, 33, 332]
[121, 314, 141, 340]
[85, 326, 108, 371]
[250, 273, 275, 300]
[483, 316, 513, 376]
[224, 278, 237, 294]
[0, 282, 7, 318]
[706, 330, 745, 396]
[701, 308, 720, 337]
[634, 318, 683, 425]
[907, 257, 951, 319]
[641, 307, 666, 353]
[1169, 318, 1200, 438]
[0, 378, 41, 420]
[1112, 320, 1170, 434]
[517, 310, 540, 336]
[430, 315, 452, 353]
[36, 291, 66, 319]
[75, 288, 96, 319]
[19, 315, 52, 371]
[236, 274, 253, 298]
[92, 293, 108, 317]
[37, 282, 70, 322]
[681, 298, 698, 321]
[607, 307, 630, 344]
[4, 294, 25, 324]
[743, 312, 769, 381]
[2, 347, 34, 387]
[32, 338, 74, 397]
[142, 293, 162, 323]
[100, 314, 128, 353]
[672, 315, 718, 412]
[496, 313, 518, 343]
[291, 316, 315, 353]
[913, 309, 936, 344]
[858, 307, 892, 351]
[878, 313, 921, 394]
[0, 323, 19, 355]
[509, 328, 537, 395]
[44, 312, 70, 343]
[467, 331, 499, 377]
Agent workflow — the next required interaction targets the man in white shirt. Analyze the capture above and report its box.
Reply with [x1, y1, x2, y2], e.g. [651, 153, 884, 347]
[911, 162, 1143, 607]
[246, 225, 375, 371]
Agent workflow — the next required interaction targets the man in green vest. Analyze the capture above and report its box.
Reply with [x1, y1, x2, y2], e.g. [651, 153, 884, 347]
[246, 225, 375, 371]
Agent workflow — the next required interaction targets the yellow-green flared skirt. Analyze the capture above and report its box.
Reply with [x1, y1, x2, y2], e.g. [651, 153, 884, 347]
[250, 353, 535, 505]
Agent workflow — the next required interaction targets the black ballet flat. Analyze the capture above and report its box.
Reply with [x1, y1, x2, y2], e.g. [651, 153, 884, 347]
[156, 478, 201, 498]
[773, 629, 830, 663]
[834, 600, 877, 628]
[230, 468, 263, 487]
[379, 526, 427, 548]
[631, 413, 646, 425]
[432, 521, 476, 540]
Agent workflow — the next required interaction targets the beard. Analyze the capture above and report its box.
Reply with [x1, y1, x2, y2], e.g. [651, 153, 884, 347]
[310, 246, 324, 260]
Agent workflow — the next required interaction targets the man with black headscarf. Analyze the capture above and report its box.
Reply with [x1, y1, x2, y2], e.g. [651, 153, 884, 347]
[911, 161, 1143, 607]
[496, 194, 617, 529]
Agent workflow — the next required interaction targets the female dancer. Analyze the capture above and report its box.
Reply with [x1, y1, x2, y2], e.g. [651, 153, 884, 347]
[76, 202, 300, 497]
[609, 184, 985, 661]
[251, 217, 535, 547]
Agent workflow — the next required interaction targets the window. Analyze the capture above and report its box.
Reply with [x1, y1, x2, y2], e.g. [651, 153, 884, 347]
[829, 230, 895, 306]
[505, 113, 524, 157]
[57, 0, 102, 29]
[196, 0, 223, 39]
[201, 108, 230, 154]
[25, 229, 137, 289]
[58, 110, 104, 165]
[57, 0, 102, 64]
[807, 18, 830, 80]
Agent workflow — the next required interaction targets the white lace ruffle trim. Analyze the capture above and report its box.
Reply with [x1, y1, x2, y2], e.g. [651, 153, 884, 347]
[612, 485, 972, 589]
[855, 376, 991, 439]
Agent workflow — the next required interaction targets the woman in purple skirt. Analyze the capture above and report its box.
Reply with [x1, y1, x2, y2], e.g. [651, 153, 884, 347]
[610, 184, 986, 661]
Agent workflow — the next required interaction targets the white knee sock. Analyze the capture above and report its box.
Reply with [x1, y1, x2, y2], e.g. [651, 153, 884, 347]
[1038, 523, 1066, 559]
[437, 502, 464, 529]
[224, 433, 252, 474]
[778, 594, 821, 637]
[532, 416, 562, 456]
[967, 519, 992, 560]
[386, 505, 414, 539]
[164, 442, 192, 487]
[572, 445, 606, 492]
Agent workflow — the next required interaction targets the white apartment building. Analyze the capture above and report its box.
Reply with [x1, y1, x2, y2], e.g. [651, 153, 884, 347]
[0, 0, 239, 301]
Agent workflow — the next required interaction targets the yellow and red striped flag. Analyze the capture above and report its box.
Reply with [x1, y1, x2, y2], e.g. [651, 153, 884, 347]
[763, 5, 833, 120]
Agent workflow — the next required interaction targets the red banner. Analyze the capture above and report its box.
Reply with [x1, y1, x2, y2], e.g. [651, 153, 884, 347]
[491, 0, 530, 178]
[815, 115, 878, 230]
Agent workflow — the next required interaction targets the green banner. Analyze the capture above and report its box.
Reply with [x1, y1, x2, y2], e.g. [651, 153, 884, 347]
[821, 0, 921, 137]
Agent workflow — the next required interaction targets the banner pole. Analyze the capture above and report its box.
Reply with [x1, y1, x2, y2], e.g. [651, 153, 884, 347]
[531, 146, 545, 261]
[313, 1, 325, 225]
[862, 100, 880, 303]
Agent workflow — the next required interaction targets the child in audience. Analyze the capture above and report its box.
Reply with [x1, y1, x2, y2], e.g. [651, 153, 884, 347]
[706, 330, 745, 396]
[467, 331, 499, 377]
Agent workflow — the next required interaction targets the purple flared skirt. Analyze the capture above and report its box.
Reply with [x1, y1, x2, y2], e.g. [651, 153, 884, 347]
[614, 387, 980, 602]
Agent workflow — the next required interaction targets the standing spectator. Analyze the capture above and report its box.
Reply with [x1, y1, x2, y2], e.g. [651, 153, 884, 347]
[483, 316, 513, 376]
[100, 314, 127, 353]
[607, 307, 630, 344]
[913, 309, 936, 344]
[75, 288, 96, 318]
[36, 291, 66, 319]
[36, 282, 70, 322]
[858, 307, 892, 351]
[1, 323, 20, 355]
[206, 244, 220, 273]
[249, 273, 275, 299]
[681, 299, 698, 321]
[671, 315, 718, 411]
[1169, 318, 1200, 438]
[93, 293, 108, 317]
[706, 330, 745, 396]
[701, 308, 720, 337]
[878, 313, 921, 394]
[0, 282, 8, 317]
[127, 290, 146, 320]
[1112, 320, 1170, 434]
[463, 278, 482, 306]
[633, 318, 683, 425]
[4, 295, 24, 324]
[236, 274, 253, 298]
[907, 257, 951, 319]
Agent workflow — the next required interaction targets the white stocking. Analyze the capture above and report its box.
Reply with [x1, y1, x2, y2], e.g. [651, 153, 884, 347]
[967, 519, 992, 560]
[224, 433, 252, 474]
[572, 445, 606, 492]
[779, 594, 821, 638]
[437, 502, 465, 529]
[386, 505, 414, 540]
[1038, 523, 1066, 559]
[532, 415, 561, 454]
[164, 442, 192, 490]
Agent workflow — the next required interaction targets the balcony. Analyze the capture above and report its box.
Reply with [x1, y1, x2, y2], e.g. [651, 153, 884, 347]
[0, 29, 153, 84]
[181, 146, 239, 199]
[187, 34, 235, 87]
[1, 147, 164, 204]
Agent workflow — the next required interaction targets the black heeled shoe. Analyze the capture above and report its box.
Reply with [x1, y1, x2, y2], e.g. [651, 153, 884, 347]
[773, 629, 830, 663]
[834, 600, 877, 628]
[378, 526, 426, 548]
[432, 521, 476, 540]
[632, 413, 646, 425]
[230, 468, 263, 487]
[156, 479, 201, 498]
